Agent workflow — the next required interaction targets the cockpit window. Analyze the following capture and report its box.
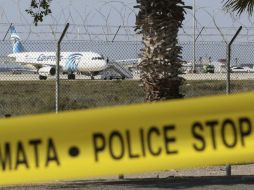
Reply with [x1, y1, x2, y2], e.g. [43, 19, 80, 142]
[92, 57, 104, 60]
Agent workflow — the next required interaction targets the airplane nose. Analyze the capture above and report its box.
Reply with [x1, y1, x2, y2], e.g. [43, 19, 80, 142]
[95, 60, 107, 71]
[104, 60, 108, 67]
[101, 60, 107, 69]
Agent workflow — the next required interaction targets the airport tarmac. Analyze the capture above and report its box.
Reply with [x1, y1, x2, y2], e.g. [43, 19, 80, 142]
[0, 73, 253, 81]
[0, 73, 100, 81]
[182, 73, 254, 80]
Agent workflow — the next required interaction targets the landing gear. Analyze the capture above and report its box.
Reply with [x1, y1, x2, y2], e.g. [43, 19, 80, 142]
[39, 75, 47, 80]
[90, 73, 95, 80]
[68, 73, 75, 80]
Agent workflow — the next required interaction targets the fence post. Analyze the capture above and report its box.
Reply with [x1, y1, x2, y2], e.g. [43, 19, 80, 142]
[226, 45, 231, 95]
[226, 26, 242, 95]
[225, 26, 242, 176]
[112, 25, 121, 42]
[4, 114, 11, 118]
[3, 23, 13, 41]
[192, 26, 204, 73]
[56, 23, 69, 113]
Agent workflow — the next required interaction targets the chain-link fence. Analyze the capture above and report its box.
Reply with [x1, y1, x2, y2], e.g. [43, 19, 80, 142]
[182, 41, 254, 96]
[0, 34, 254, 117]
[0, 38, 145, 116]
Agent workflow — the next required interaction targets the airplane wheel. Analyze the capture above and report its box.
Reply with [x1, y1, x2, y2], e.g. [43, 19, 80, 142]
[68, 74, 75, 80]
[39, 75, 47, 80]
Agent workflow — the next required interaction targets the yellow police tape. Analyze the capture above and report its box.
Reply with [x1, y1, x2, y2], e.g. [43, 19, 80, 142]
[1, 92, 254, 185]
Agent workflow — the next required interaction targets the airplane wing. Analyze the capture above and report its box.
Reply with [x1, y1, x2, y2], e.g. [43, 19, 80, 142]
[7, 54, 62, 70]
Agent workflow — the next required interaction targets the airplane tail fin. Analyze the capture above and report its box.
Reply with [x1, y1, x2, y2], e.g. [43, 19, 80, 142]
[10, 25, 25, 53]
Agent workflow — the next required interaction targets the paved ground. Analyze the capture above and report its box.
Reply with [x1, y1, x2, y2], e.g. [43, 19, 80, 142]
[182, 73, 254, 80]
[0, 73, 253, 81]
[0, 74, 97, 81]
[3, 165, 254, 189]
[5, 176, 254, 190]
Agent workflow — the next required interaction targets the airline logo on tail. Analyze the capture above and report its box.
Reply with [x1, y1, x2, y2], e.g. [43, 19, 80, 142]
[10, 26, 25, 53]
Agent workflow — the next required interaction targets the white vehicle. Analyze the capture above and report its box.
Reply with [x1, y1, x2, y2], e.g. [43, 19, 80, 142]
[230, 66, 252, 73]
[7, 26, 107, 80]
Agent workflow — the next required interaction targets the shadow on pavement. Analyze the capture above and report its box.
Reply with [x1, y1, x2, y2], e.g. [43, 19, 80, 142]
[94, 176, 254, 189]
[11, 176, 253, 190]
[89, 176, 254, 189]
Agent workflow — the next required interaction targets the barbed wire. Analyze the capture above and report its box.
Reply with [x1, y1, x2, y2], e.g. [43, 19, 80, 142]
[0, 1, 253, 42]
[1, 23, 254, 42]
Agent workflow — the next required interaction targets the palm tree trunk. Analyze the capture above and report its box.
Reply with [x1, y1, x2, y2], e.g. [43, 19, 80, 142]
[135, 0, 187, 101]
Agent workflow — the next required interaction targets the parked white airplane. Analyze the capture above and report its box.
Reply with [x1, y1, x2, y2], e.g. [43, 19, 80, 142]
[7, 26, 107, 80]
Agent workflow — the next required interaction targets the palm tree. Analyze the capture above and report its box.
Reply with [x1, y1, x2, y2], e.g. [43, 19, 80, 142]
[135, 0, 190, 101]
[223, 0, 254, 16]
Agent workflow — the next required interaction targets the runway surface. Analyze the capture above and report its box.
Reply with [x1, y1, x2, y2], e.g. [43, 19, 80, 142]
[0, 73, 253, 81]
[0, 74, 99, 81]
[182, 73, 254, 80]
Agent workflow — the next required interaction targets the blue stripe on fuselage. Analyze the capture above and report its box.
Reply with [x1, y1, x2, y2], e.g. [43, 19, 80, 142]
[64, 53, 83, 72]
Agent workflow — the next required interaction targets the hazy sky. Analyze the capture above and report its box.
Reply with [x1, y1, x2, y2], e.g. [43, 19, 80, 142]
[184, 0, 253, 28]
[0, 0, 253, 27]
[0, 0, 253, 42]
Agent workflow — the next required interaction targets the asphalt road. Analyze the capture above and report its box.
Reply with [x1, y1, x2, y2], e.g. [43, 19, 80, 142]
[3, 165, 254, 190]
[3, 176, 254, 190]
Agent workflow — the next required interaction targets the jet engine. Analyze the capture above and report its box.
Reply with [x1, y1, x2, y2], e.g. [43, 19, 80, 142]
[38, 67, 56, 77]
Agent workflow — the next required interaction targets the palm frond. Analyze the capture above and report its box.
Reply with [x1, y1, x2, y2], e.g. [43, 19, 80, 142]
[223, 0, 254, 16]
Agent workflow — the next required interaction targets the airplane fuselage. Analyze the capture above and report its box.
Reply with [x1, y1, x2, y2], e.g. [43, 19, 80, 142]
[8, 51, 107, 73]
